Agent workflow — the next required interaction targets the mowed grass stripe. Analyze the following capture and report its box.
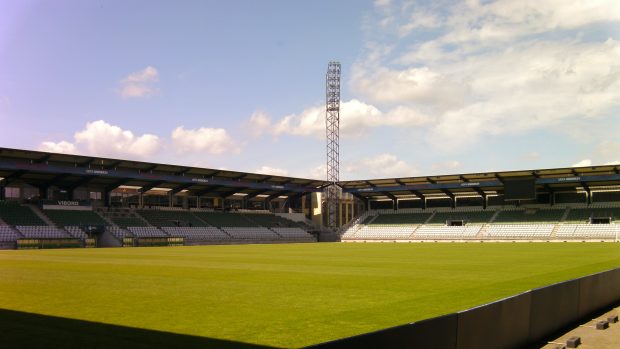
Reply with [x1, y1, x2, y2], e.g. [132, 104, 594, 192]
[1, 243, 619, 348]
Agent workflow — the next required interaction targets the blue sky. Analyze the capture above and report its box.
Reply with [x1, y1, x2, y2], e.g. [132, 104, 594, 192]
[1, 0, 620, 180]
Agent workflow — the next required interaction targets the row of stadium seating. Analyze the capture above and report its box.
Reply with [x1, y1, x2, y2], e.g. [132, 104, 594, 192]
[362, 206, 620, 226]
[485, 224, 555, 239]
[0, 225, 20, 242]
[99, 207, 310, 229]
[43, 209, 107, 227]
[161, 227, 230, 241]
[16, 226, 69, 239]
[0, 201, 45, 226]
[137, 209, 207, 227]
[222, 227, 280, 240]
[342, 206, 620, 241]
[344, 223, 618, 241]
[0, 201, 316, 247]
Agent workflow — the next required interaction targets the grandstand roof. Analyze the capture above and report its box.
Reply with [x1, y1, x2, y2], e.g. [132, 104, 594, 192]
[0, 147, 327, 198]
[339, 165, 620, 200]
[4, 147, 620, 202]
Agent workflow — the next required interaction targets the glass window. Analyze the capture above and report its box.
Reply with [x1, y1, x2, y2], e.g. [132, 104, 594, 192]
[5, 187, 20, 198]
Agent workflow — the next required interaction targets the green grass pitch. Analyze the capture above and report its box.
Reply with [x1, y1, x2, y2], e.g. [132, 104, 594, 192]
[1, 242, 620, 348]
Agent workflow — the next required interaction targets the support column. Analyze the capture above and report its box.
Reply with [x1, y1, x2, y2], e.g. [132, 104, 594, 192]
[350, 202, 354, 221]
[182, 196, 188, 209]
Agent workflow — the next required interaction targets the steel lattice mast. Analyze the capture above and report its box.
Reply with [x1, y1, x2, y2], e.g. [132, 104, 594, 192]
[325, 62, 341, 230]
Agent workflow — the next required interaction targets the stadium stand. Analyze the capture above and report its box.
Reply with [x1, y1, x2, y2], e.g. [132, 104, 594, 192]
[353, 225, 414, 240]
[592, 191, 620, 203]
[427, 210, 495, 224]
[0, 201, 45, 226]
[426, 198, 452, 208]
[16, 225, 69, 239]
[44, 209, 107, 227]
[493, 208, 565, 223]
[3, 146, 620, 248]
[106, 226, 133, 240]
[95, 208, 150, 228]
[413, 225, 482, 240]
[161, 227, 230, 242]
[271, 227, 315, 241]
[370, 212, 432, 225]
[564, 207, 620, 223]
[192, 211, 257, 227]
[485, 224, 555, 240]
[222, 227, 280, 240]
[137, 209, 207, 227]
[127, 226, 169, 238]
[64, 226, 88, 239]
[341, 205, 620, 242]
[0, 225, 20, 242]
[242, 213, 299, 228]
[110, 217, 148, 228]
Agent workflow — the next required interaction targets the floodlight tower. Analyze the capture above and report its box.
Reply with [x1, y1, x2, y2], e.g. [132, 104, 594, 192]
[325, 61, 341, 230]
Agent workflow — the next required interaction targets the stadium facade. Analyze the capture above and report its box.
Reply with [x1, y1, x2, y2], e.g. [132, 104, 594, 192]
[1, 146, 620, 248]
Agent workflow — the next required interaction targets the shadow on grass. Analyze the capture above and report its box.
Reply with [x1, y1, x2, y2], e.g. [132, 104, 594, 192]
[0, 308, 282, 349]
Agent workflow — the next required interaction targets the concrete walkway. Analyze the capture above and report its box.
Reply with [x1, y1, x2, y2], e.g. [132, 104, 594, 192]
[541, 305, 620, 349]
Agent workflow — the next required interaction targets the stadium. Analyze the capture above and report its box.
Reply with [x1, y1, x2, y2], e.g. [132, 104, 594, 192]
[1, 146, 620, 348]
[2, 1, 620, 349]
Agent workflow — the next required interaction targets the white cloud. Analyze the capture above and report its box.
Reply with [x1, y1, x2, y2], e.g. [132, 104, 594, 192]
[398, 10, 442, 36]
[596, 140, 620, 159]
[374, 0, 392, 9]
[245, 111, 272, 137]
[119, 66, 160, 98]
[171, 126, 240, 155]
[345, 153, 418, 179]
[119, 84, 158, 99]
[352, 0, 620, 151]
[75, 120, 161, 158]
[38, 141, 77, 154]
[308, 164, 327, 180]
[573, 159, 592, 167]
[570, 140, 620, 167]
[123, 66, 159, 83]
[248, 99, 431, 139]
[440, 0, 620, 46]
[352, 65, 469, 107]
[431, 160, 462, 173]
[254, 166, 289, 176]
[38, 120, 161, 159]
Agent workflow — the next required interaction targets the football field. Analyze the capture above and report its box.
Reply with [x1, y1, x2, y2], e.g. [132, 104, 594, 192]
[1, 243, 619, 348]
